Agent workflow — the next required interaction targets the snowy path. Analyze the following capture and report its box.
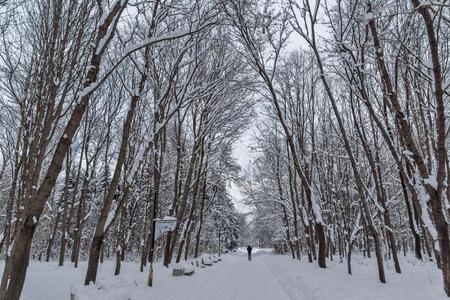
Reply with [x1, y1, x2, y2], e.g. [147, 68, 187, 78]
[183, 252, 293, 300]
[10, 250, 446, 299]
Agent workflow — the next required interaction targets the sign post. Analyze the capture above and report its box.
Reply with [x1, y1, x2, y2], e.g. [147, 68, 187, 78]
[147, 217, 177, 287]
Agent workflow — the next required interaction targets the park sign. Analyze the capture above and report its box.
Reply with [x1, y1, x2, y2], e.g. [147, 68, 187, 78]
[154, 217, 177, 240]
[147, 216, 177, 287]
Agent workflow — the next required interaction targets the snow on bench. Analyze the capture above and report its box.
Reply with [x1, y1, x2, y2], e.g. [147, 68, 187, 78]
[172, 263, 195, 276]
[172, 254, 223, 275]
[200, 254, 213, 267]
[199, 253, 223, 267]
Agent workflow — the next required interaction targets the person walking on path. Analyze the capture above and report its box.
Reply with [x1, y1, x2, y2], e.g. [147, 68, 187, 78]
[247, 245, 253, 261]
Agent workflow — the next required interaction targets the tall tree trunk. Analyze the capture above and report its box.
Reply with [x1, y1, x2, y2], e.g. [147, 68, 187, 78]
[0, 132, 22, 257]
[114, 205, 127, 276]
[59, 150, 80, 266]
[85, 82, 141, 285]
[177, 141, 204, 263]
[163, 114, 184, 266]
[287, 145, 301, 260]
[0, 2, 127, 298]
[409, 1, 450, 294]
[169, 141, 201, 262]
[45, 188, 65, 262]
[194, 170, 209, 258]
[296, 10, 386, 281]
[399, 171, 422, 260]
[72, 174, 89, 268]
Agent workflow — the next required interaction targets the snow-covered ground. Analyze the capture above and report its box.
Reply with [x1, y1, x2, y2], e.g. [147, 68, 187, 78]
[7, 249, 446, 299]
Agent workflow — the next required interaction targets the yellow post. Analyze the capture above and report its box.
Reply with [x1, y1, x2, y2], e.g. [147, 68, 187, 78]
[147, 263, 154, 287]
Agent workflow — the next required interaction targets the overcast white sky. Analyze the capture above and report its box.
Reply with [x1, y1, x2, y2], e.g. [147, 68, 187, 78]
[229, 131, 253, 213]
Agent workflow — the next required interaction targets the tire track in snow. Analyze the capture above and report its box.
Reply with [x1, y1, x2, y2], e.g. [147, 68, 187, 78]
[259, 254, 320, 300]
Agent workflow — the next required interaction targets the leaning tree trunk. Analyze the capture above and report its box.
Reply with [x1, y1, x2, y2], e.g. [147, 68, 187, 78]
[0, 3, 127, 298]
[169, 141, 201, 262]
[409, 1, 450, 294]
[114, 205, 127, 276]
[399, 170, 422, 260]
[350, 98, 402, 274]
[85, 75, 142, 285]
[177, 141, 204, 263]
[45, 170, 69, 262]
[59, 150, 81, 266]
[194, 168, 210, 258]
[287, 146, 301, 260]
[0, 137, 21, 257]
[300, 15, 386, 281]
[347, 236, 358, 275]
[72, 175, 89, 268]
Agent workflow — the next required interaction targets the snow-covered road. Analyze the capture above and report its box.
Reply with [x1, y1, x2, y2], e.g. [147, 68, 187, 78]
[11, 250, 446, 299]
[183, 252, 293, 300]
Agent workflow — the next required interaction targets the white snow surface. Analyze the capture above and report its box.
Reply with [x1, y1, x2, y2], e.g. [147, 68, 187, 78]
[11, 250, 446, 300]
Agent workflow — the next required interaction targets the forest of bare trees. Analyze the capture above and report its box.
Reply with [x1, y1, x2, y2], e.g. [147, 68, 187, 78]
[0, 0, 449, 299]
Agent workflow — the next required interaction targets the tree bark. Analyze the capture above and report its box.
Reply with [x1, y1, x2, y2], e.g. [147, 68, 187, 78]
[85, 79, 141, 285]
[0, 2, 127, 297]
